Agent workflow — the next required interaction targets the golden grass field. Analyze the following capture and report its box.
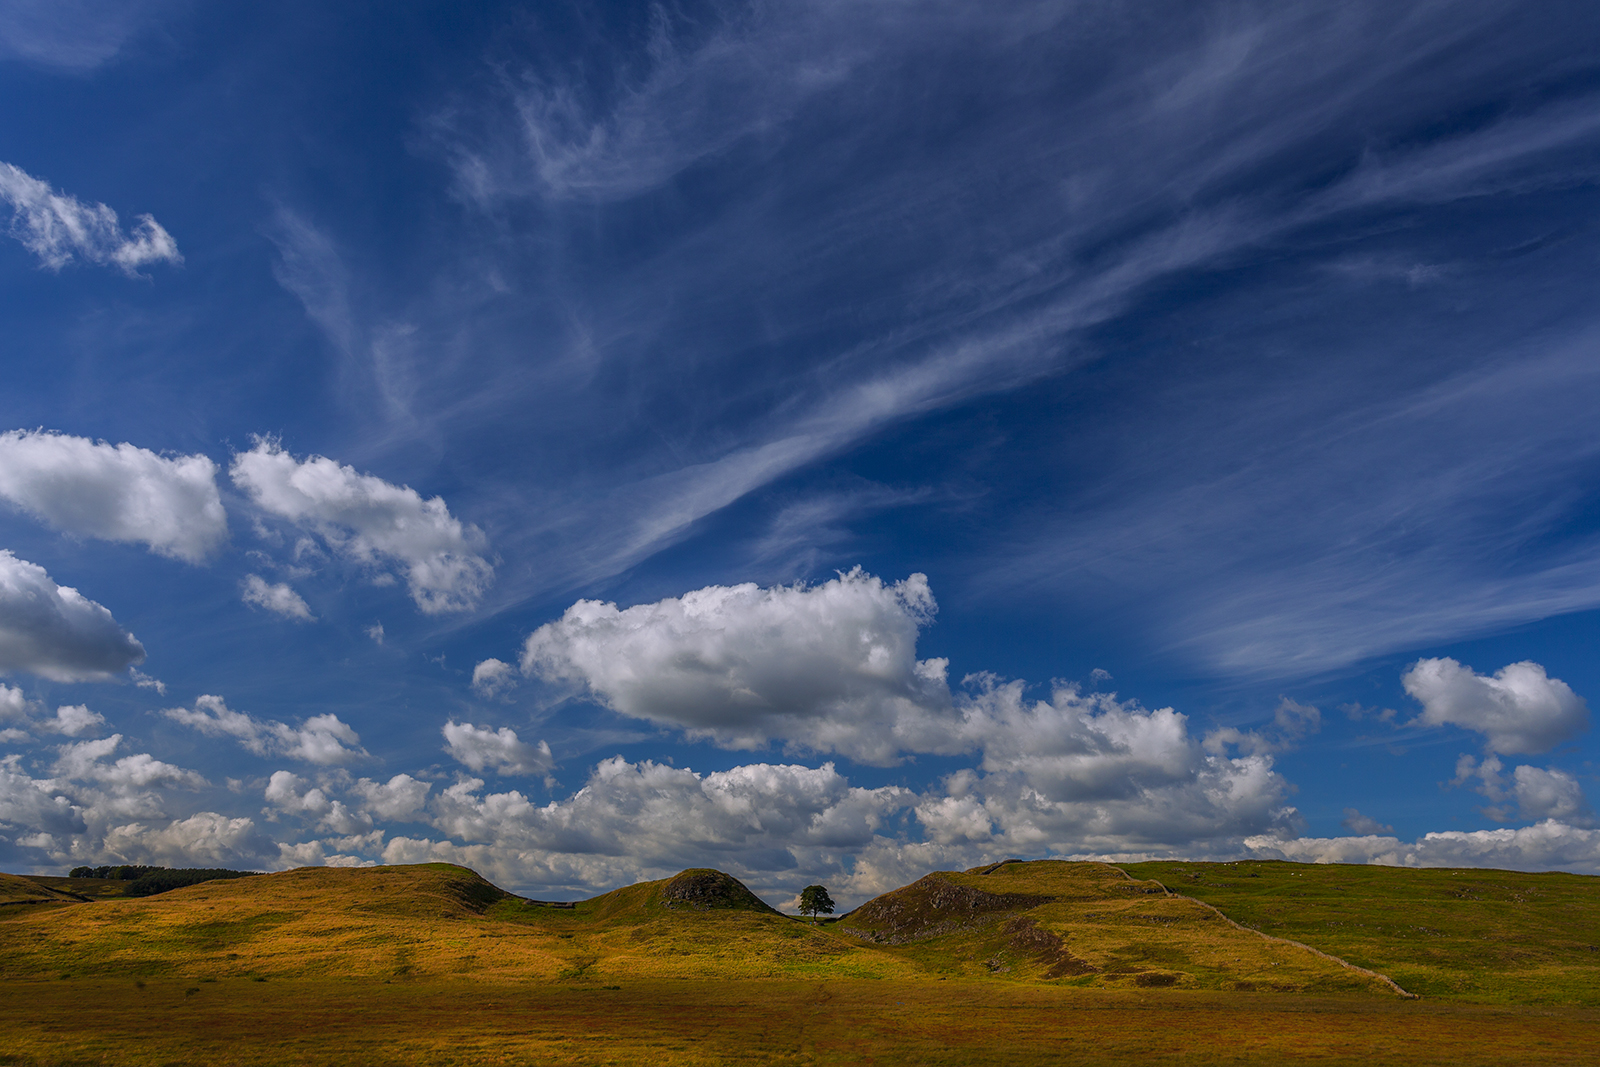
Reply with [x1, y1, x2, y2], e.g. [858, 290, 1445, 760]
[2, 859, 1598, 1064]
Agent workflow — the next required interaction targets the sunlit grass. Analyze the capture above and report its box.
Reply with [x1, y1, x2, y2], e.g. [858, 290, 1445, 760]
[2, 978, 1598, 1066]
[1122, 859, 1600, 1004]
[6, 859, 1600, 1063]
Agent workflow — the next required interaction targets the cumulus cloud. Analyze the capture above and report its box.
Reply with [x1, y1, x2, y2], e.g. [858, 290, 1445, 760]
[522, 569, 952, 763]
[1403, 658, 1589, 754]
[0, 754, 82, 835]
[99, 812, 264, 867]
[918, 679, 1298, 856]
[263, 770, 331, 817]
[0, 550, 144, 682]
[1512, 766, 1592, 826]
[351, 773, 431, 822]
[162, 695, 367, 765]
[0, 739, 273, 870]
[442, 721, 552, 777]
[1250, 819, 1600, 875]
[230, 439, 493, 613]
[0, 161, 180, 274]
[241, 574, 315, 621]
[52, 734, 206, 792]
[374, 682, 1297, 899]
[0, 683, 26, 722]
[471, 657, 515, 697]
[387, 756, 913, 899]
[0, 430, 226, 562]
[42, 704, 105, 737]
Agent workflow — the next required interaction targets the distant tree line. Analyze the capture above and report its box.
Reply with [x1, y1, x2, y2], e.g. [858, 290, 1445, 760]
[67, 865, 259, 896]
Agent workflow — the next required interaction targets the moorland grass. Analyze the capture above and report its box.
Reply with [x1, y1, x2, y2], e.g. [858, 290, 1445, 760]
[5, 860, 1600, 1063]
[1121, 859, 1600, 1004]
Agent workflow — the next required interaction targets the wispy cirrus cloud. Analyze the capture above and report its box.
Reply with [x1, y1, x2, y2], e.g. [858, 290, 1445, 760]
[0, 0, 172, 71]
[403, 0, 1600, 654]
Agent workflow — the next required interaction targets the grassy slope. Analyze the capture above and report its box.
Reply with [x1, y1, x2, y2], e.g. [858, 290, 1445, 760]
[1121, 860, 1600, 1004]
[0, 873, 82, 906]
[23, 875, 134, 900]
[0, 864, 916, 983]
[7, 858, 1596, 1004]
[838, 860, 1394, 994]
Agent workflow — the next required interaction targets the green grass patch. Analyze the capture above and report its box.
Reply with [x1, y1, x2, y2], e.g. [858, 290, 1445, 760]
[1122, 859, 1600, 1004]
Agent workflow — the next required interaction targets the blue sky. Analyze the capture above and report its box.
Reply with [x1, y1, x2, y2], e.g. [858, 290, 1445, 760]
[2, 0, 1599, 906]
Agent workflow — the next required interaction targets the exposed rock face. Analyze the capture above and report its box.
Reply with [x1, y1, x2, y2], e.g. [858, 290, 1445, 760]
[843, 874, 1054, 944]
[659, 869, 777, 913]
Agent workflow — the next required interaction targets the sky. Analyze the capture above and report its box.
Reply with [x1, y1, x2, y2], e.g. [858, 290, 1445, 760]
[1, 0, 1599, 909]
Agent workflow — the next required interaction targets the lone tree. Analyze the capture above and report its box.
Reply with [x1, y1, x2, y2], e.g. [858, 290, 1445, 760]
[798, 884, 835, 922]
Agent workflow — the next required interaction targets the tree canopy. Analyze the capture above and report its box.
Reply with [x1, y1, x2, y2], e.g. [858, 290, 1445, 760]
[798, 884, 835, 921]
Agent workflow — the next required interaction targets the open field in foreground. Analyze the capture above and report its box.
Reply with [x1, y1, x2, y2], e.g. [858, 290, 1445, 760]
[2, 978, 1597, 1067]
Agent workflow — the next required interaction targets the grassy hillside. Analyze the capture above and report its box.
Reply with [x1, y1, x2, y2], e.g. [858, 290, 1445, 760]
[839, 860, 1396, 994]
[6, 858, 1594, 1004]
[0, 873, 83, 907]
[0, 864, 918, 983]
[1121, 860, 1600, 1004]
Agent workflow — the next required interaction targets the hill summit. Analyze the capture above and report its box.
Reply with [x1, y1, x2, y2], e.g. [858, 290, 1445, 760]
[660, 868, 778, 912]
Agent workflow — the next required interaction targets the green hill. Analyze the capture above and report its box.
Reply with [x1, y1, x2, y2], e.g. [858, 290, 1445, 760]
[1122, 859, 1600, 1004]
[0, 863, 909, 983]
[4, 858, 1598, 1004]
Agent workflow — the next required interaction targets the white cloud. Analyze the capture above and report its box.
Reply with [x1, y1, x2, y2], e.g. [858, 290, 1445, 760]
[1251, 819, 1600, 875]
[1403, 657, 1589, 754]
[393, 755, 912, 900]
[241, 574, 315, 621]
[0, 550, 145, 682]
[162, 695, 367, 765]
[230, 439, 493, 613]
[131, 669, 166, 695]
[920, 679, 1299, 856]
[0, 161, 180, 274]
[98, 812, 264, 867]
[0, 683, 25, 722]
[1512, 765, 1592, 826]
[522, 569, 952, 763]
[52, 735, 206, 791]
[0, 754, 82, 835]
[263, 770, 331, 817]
[43, 704, 105, 737]
[351, 773, 431, 822]
[471, 657, 515, 697]
[365, 622, 384, 645]
[442, 721, 552, 776]
[0, 430, 226, 563]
